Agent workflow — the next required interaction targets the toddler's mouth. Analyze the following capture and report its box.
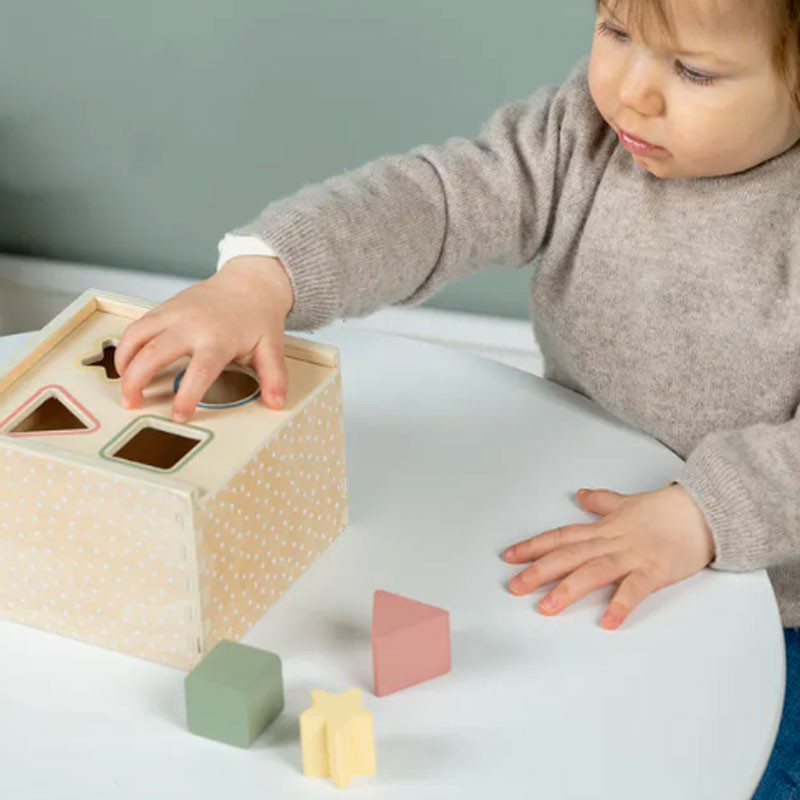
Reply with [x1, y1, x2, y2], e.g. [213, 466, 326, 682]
[617, 127, 667, 156]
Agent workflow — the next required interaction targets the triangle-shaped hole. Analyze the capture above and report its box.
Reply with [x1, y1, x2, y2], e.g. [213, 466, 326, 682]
[10, 395, 90, 434]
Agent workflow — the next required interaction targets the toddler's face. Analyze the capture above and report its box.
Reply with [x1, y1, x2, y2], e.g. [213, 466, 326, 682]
[588, 0, 800, 179]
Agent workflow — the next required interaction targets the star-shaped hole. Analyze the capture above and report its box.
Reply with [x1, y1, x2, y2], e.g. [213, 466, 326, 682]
[81, 339, 121, 380]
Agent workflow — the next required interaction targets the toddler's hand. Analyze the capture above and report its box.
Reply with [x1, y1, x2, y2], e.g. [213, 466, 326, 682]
[114, 256, 295, 422]
[503, 483, 715, 629]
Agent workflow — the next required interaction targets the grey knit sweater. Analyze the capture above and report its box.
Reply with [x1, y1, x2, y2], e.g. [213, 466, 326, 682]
[229, 56, 800, 628]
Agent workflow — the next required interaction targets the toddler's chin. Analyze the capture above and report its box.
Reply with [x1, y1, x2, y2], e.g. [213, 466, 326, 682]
[631, 154, 676, 179]
[631, 153, 662, 175]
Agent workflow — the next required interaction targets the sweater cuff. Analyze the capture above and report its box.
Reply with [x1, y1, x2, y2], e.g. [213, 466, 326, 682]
[216, 234, 281, 271]
[673, 440, 772, 572]
[231, 209, 341, 332]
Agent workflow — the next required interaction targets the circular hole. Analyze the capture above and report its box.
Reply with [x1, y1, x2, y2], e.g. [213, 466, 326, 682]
[173, 366, 261, 409]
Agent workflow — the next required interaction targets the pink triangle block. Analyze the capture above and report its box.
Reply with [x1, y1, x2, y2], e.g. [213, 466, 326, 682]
[371, 590, 451, 697]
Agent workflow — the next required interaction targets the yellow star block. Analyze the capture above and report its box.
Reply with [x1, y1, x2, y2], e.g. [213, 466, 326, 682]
[299, 688, 376, 789]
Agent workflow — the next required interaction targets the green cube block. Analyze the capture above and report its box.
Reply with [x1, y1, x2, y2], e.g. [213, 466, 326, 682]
[184, 639, 284, 747]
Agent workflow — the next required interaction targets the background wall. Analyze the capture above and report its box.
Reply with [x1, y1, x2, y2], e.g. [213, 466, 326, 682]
[0, 0, 594, 319]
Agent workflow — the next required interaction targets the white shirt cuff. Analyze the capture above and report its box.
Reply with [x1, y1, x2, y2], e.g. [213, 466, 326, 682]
[216, 233, 280, 271]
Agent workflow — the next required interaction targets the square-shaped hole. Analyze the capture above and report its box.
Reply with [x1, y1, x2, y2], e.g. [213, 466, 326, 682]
[102, 417, 212, 473]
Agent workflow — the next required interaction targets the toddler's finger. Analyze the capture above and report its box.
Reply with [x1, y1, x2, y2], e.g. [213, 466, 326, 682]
[115, 313, 167, 377]
[252, 335, 288, 410]
[120, 330, 190, 410]
[504, 523, 595, 563]
[601, 571, 656, 629]
[172, 350, 230, 422]
[509, 538, 613, 596]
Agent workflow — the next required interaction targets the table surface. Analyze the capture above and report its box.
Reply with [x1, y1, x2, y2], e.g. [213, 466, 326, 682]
[0, 326, 784, 800]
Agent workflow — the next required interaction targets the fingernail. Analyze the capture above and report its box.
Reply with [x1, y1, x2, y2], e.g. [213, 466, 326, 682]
[504, 547, 515, 559]
[602, 604, 625, 628]
[540, 595, 558, 611]
[174, 413, 187, 423]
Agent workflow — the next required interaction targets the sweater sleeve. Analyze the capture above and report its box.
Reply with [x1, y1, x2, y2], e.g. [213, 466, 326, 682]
[227, 57, 606, 331]
[672, 414, 800, 571]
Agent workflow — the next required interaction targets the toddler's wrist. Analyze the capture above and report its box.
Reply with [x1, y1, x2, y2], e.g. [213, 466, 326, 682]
[219, 255, 295, 317]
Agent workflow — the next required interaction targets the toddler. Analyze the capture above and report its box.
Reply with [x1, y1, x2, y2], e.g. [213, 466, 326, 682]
[115, 1, 800, 793]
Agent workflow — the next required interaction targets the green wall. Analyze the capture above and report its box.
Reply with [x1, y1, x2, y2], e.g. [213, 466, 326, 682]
[0, 0, 594, 319]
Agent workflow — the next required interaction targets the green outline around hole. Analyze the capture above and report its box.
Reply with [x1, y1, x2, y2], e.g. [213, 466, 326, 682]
[100, 414, 214, 474]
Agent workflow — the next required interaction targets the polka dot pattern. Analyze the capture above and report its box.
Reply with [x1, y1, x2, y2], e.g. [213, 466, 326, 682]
[0, 448, 196, 667]
[196, 373, 348, 655]
[0, 372, 348, 672]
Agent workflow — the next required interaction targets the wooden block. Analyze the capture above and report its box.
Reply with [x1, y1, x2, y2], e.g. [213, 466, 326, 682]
[0, 289, 349, 669]
[184, 639, 284, 747]
[299, 688, 376, 789]
[372, 590, 451, 696]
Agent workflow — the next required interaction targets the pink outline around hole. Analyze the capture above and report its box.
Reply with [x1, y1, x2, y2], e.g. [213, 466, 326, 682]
[0, 384, 101, 437]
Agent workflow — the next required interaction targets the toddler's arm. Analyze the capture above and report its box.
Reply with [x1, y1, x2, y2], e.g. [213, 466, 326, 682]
[118, 58, 609, 419]
[675, 420, 800, 575]
[221, 58, 606, 332]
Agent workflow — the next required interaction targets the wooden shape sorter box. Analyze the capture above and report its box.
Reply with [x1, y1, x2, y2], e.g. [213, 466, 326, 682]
[0, 289, 349, 670]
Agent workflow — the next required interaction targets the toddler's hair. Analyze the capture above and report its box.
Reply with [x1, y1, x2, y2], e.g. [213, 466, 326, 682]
[596, 0, 800, 123]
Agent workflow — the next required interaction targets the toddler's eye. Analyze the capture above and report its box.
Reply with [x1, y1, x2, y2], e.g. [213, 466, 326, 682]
[675, 61, 717, 86]
[596, 18, 719, 87]
[596, 20, 629, 42]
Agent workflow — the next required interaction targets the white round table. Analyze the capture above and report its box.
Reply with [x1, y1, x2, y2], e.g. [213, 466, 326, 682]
[0, 326, 784, 800]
